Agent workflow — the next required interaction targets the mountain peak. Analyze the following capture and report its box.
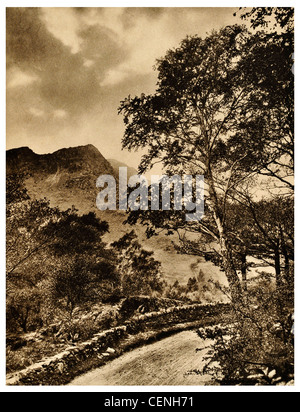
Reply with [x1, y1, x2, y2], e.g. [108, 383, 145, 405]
[50, 144, 102, 159]
[6, 143, 119, 213]
[6, 144, 116, 178]
[7, 146, 36, 157]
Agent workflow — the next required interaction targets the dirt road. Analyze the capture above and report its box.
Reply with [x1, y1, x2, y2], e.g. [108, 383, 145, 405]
[69, 330, 214, 386]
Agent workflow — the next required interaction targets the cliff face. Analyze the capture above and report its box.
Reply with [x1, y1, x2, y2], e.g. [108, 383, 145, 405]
[6, 144, 118, 213]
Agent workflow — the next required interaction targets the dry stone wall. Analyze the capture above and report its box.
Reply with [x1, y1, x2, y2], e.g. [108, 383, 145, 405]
[6, 302, 231, 386]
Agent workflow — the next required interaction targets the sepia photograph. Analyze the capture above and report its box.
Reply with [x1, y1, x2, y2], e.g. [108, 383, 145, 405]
[4, 3, 296, 392]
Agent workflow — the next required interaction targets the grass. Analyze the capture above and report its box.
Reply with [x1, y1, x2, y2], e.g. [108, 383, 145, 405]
[6, 339, 68, 374]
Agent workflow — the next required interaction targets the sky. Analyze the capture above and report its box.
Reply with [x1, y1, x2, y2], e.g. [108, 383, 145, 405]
[6, 6, 245, 169]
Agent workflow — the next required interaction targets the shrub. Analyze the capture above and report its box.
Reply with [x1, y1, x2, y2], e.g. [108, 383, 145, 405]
[196, 279, 294, 385]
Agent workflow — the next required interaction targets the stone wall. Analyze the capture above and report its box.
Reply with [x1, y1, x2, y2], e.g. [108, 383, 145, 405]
[6, 302, 231, 386]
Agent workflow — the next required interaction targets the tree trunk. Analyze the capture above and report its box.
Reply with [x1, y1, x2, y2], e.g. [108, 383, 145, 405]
[280, 226, 290, 283]
[206, 168, 243, 302]
[219, 233, 243, 302]
[274, 244, 283, 288]
[241, 252, 248, 291]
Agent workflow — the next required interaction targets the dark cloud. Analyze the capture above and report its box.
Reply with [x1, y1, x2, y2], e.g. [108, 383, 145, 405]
[6, 8, 129, 118]
[79, 24, 128, 73]
[7, 8, 67, 69]
[37, 54, 101, 113]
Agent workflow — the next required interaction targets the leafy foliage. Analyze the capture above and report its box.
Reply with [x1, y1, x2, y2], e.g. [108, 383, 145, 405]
[197, 278, 294, 385]
[119, 23, 293, 301]
[6, 176, 165, 338]
[112, 231, 164, 296]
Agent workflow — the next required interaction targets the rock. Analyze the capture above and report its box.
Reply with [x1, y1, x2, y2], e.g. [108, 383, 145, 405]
[102, 353, 111, 357]
[56, 362, 64, 374]
[268, 370, 277, 379]
[270, 323, 282, 334]
[286, 380, 294, 386]
[247, 374, 265, 381]
[272, 377, 282, 384]
[106, 347, 116, 354]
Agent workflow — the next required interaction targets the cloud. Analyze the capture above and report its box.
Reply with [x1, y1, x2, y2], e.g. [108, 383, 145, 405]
[7, 8, 61, 69]
[78, 23, 128, 73]
[7, 67, 39, 89]
[6, 7, 133, 118]
[6, 6, 239, 162]
[40, 8, 82, 54]
[53, 109, 68, 119]
[28, 107, 45, 117]
[6, 8, 104, 118]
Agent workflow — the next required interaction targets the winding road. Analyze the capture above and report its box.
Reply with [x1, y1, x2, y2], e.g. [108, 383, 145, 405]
[69, 330, 214, 386]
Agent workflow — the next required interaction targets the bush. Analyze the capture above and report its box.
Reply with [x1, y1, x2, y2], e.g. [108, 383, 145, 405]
[196, 279, 294, 385]
[164, 271, 227, 304]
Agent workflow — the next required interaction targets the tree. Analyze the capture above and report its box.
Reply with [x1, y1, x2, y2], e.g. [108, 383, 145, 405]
[112, 231, 164, 296]
[6, 174, 116, 332]
[39, 211, 117, 319]
[238, 195, 294, 289]
[6, 173, 29, 205]
[119, 25, 288, 301]
[6, 284, 43, 333]
[49, 255, 117, 318]
[238, 7, 294, 36]
[6, 189, 69, 332]
[6, 198, 67, 279]
[235, 7, 294, 193]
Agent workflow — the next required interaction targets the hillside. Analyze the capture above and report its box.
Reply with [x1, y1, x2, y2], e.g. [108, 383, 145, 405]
[7, 144, 117, 213]
[6, 144, 227, 289]
[107, 159, 138, 180]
